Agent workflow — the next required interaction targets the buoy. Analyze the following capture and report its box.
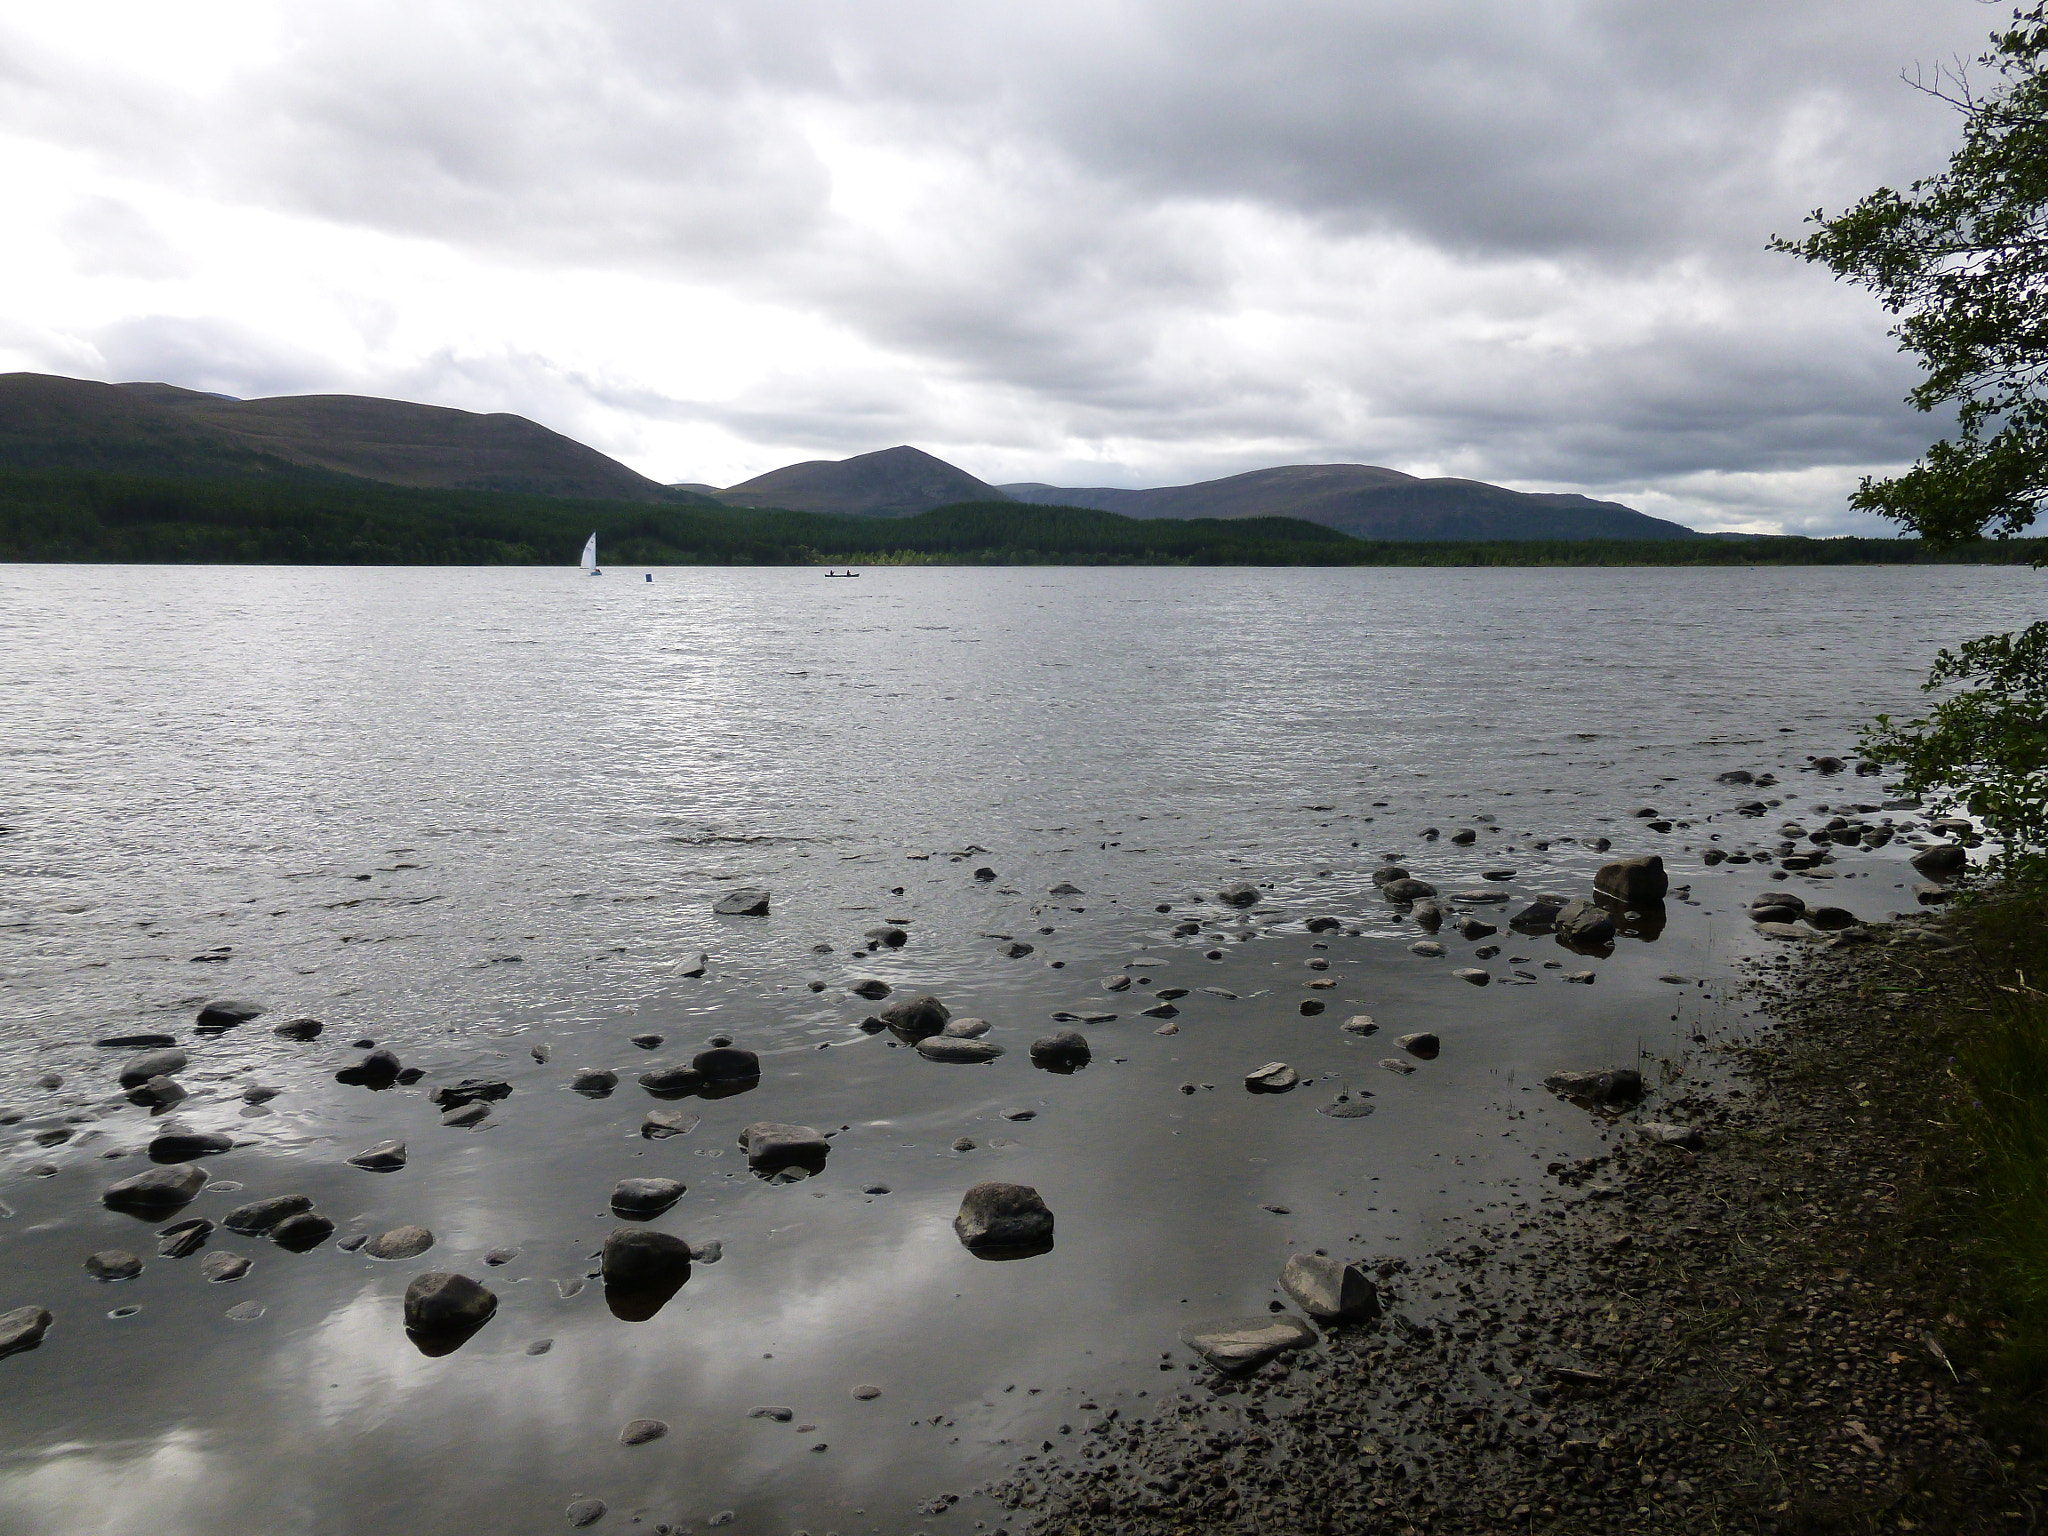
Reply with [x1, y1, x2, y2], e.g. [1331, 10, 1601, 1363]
[645, 573, 652, 582]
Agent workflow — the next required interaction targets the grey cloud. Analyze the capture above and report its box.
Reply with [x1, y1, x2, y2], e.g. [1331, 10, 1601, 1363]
[90, 316, 348, 399]
[59, 198, 191, 279]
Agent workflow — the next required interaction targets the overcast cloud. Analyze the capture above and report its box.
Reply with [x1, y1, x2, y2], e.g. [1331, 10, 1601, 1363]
[0, 0, 2010, 532]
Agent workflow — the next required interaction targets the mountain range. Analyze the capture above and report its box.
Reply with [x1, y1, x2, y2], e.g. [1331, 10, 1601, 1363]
[0, 371, 1696, 539]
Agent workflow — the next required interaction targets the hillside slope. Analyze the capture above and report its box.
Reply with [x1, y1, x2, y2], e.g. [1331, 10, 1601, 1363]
[0, 373, 676, 501]
[716, 445, 1009, 516]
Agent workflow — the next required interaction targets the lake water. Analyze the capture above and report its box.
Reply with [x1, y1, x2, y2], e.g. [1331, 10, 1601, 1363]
[0, 563, 2039, 1536]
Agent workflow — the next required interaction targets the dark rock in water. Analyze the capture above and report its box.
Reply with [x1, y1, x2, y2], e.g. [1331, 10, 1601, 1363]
[1911, 843, 1967, 876]
[149, 1131, 233, 1162]
[747, 1404, 796, 1422]
[1048, 881, 1083, 896]
[1810, 754, 1847, 773]
[739, 1122, 829, 1172]
[643, 1109, 699, 1139]
[1217, 882, 1260, 907]
[1369, 866, 1410, 887]
[1280, 1253, 1381, 1323]
[364, 1225, 435, 1260]
[1304, 916, 1342, 933]
[118, 1049, 188, 1087]
[103, 1163, 207, 1214]
[1717, 769, 1755, 784]
[1509, 897, 1566, 933]
[156, 1218, 213, 1258]
[865, 926, 908, 949]
[1030, 1029, 1091, 1068]
[1341, 1014, 1378, 1035]
[1397, 1032, 1440, 1059]
[440, 1101, 489, 1129]
[1299, 999, 1325, 1016]
[196, 999, 264, 1031]
[347, 1140, 407, 1172]
[85, 1249, 143, 1281]
[241, 1084, 281, 1105]
[688, 1239, 722, 1265]
[955, 1182, 1054, 1252]
[403, 1272, 497, 1347]
[224, 1195, 311, 1234]
[98, 1033, 177, 1049]
[1452, 968, 1490, 986]
[1381, 878, 1437, 903]
[1590, 836, 1612, 851]
[1542, 1068, 1645, 1106]
[999, 940, 1036, 958]
[1245, 1062, 1298, 1092]
[1481, 868, 1516, 881]
[337, 1235, 368, 1253]
[713, 887, 771, 916]
[1379, 1057, 1416, 1076]
[566, 1498, 607, 1528]
[1409, 940, 1445, 957]
[974, 866, 997, 881]
[335, 1049, 402, 1089]
[395, 1066, 424, 1086]
[851, 978, 892, 999]
[1808, 905, 1859, 930]
[636, 1062, 701, 1095]
[1566, 970, 1596, 984]
[601, 1230, 692, 1318]
[693, 1046, 760, 1083]
[1000, 1107, 1036, 1121]
[1098, 974, 1133, 992]
[1449, 828, 1476, 845]
[271, 1213, 336, 1252]
[1554, 898, 1616, 946]
[916, 1037, 1004, 1063]
[1636, 1121, 1706, 1148]
[1179, 1314, 1318, 1376]
[878, 995, 950, 1040]
[1751, 891, 1806, 916]
[200, 1250, 252, 1282]
[1409, 898, 1445, 930]
[1701, 848, 1727, 865]
[126, 1074, 187, 1109]
[627, 1031, 664, 1050]
[271, 1017, 323, 1041]
[611, 1178, 687, 1217]
[1454, 915, 1496, 940]
[427, 1079, 512, 1110]
[941, 1017, 993, 1038]
[1318, 1097, 1376, 1118]
[620, 1418, 668, 1446]
[1140, 1003, 1178, 1020]
[1594, 854, 1668, 903]
[0, 1306, 53, 1358]
[571, 1068, 620, 1095]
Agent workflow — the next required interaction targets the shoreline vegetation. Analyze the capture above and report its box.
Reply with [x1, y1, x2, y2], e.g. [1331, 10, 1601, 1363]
[2, 470, 2044, 567]
[1005, 885, 2048, 1536]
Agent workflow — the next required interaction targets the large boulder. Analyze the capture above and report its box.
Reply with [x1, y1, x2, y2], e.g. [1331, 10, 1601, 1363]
[1593, 855, 1668, 904]
[1280, 1253, 1381, 1324]
[953, 1182, 1054, 1251]
[1910, 844, 1968, 877]
[1179, 1314, 1319, 1376]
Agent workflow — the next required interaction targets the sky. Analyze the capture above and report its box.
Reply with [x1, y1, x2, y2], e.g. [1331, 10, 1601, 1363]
[0, 0, 2010, 533]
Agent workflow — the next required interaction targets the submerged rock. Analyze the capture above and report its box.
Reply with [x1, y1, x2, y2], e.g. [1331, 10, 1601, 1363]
[196, 999, 264, 1031]
[102, 1163, 207, 1214]
[916, 1037, 1004, 1063]
[1397, 1032, 1439, 1059]
[611, 1178, 687, 1217]
[1554, 899, 1616, 946]
[271, 1018, 323, 1041]
[155, 1218, 213, 1258]
[601, 1228, 692, 1288]
[118, 1049, 188, 1088]
[364, 1225, 435, 1260]
[223, 1194, 311, 1234]
[1280, 1253, 1381, 1323]
[126, 1075, 187, 1110]
[426, 1079, 512, 1110]
[1381, 878, 1437, 903]
[0, 1306, 53, 1358]
[148, 1131, 233, 1161]
[635, 1063, 700, 1094]
[347, 1140, 407, 1172]
[1911, 844, 1967, 876]
[942, 1016, 994, 1037]
[713, 888, 771, 916]
[199, 1250, 252, 1283]
[84, 1250, 144, 1281]
[1244, 1062, 1298, 1092]
[953, 1182, 1054, 1251]
[642, 1109, 699, 1139]
[620, 1419, 668, 1446]
[403, 1272, 497, 1339]
[739, 1122, 829, 1171]
[1029, 1029, 1091, 1068]
[1179, 1314, 1319, 1376]
[440, 1101, 490, 1129]
[879, 995, 951, 1039]
[1452, 967, 1491, 986]
[1508, 897, 1566, 933]
[1217, 882, 1260, 907]
[1593, 855, 1668, 904]
[270, 1213, 336, 1252]
[570, 1068, 619, 1095]
[335, 1049, 402, 1089]
[1543, 1068, 1645, 1107]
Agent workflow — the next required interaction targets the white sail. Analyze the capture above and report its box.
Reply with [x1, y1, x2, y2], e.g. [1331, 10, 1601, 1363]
[580, 532, 598, 572]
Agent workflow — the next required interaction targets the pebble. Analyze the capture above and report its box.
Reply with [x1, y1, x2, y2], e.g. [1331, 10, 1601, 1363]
[0, 1306, 53, 1358]
[84, 1250, 143, 1281]
[565, 1497, 607, 1527]
[223, 1194, 312, 1234]
[347, 1140, 407, 1172]
[619, 1418, 669, 1445]
[364, 1225, 435, 1260]
[610, 1178, 686, 1217]
[200, 1251, 252, 1283]
[1453, 967, 1491, 985]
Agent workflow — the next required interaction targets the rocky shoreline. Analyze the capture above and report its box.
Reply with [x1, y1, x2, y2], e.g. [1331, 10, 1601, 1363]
[996, 897, 2044, 1536]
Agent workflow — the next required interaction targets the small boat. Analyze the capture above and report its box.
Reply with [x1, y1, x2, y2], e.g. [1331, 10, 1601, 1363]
[823, 569, 860, 578]
[581, 532, 602, 576]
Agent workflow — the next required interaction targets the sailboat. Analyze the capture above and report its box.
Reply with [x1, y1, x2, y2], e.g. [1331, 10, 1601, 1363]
[580, 532, 602, 576]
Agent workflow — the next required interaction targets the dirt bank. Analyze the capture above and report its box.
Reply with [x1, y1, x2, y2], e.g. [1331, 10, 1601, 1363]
[994, 907, 2047, 1536]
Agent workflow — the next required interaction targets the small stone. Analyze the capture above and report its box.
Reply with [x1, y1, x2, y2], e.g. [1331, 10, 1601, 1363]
[999, 1107, 1035, 1121]
[85, 1250, 143, 1281]
[148, 1131, 233, 1160]
[1452, 967, 1491, 986]
[126, 1075, 186, 1109]
[620, 1419, 669, 1445]
[1217, 882, 1260, 907]
[1179, 1314, 1318, 1376]
[196, 999, 265, 1031]
[1635, 1121, 1705, 1148]
[241, 1084, 282, 1105]
[403, 1272, 497, 1336]
[1244, 1062, 1298, 1092]
[224, 1301, 265, 1322]
[1341, 1014, 1378, 1035]
[156, 1218, 213, 1258]
[952, 1136, 976, 1151]
[484, 1247, 518, 1266]
[688, 1239, 722, 1265]
[1029, 1030, 1091, 1067]
[1280, 1253, 1381, 1323]
[600, 1228, 692, 1288]
[570, 1068, 620, 1095]
[440, 1102, 490, 1129]
[1593, 855, 1668, 904]
[270, 1212, 337, 1251]
[611, 1178, 687, 1217]
[713, 888, 770, 916]
[347, 1140, 407, 1172]
[1409, 940, 1444, 958]
[738, 1122, 829, 1171]
[954, 1182, 1054, 1250]
[426, 1078, 512, 1110]
[223, 1194, 312, 1234]
[642, 1109, 700, 1139]
[747, 1405, 795, 1422]
[526, 1339, 553, 1355]
[364, 1225, 436, 1260]
[852, 1383, 882, 1400]
[271, 1018, 323, 1041]
[1379, 1057, 1416, 1076]
[118, 1049, 189, 1088]
[565, 1497, 607, 1527]
[629, 1032, 663, 1049]
[915, 1037, 1005, 1063]
[1397, 1032, 1439, 1059]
